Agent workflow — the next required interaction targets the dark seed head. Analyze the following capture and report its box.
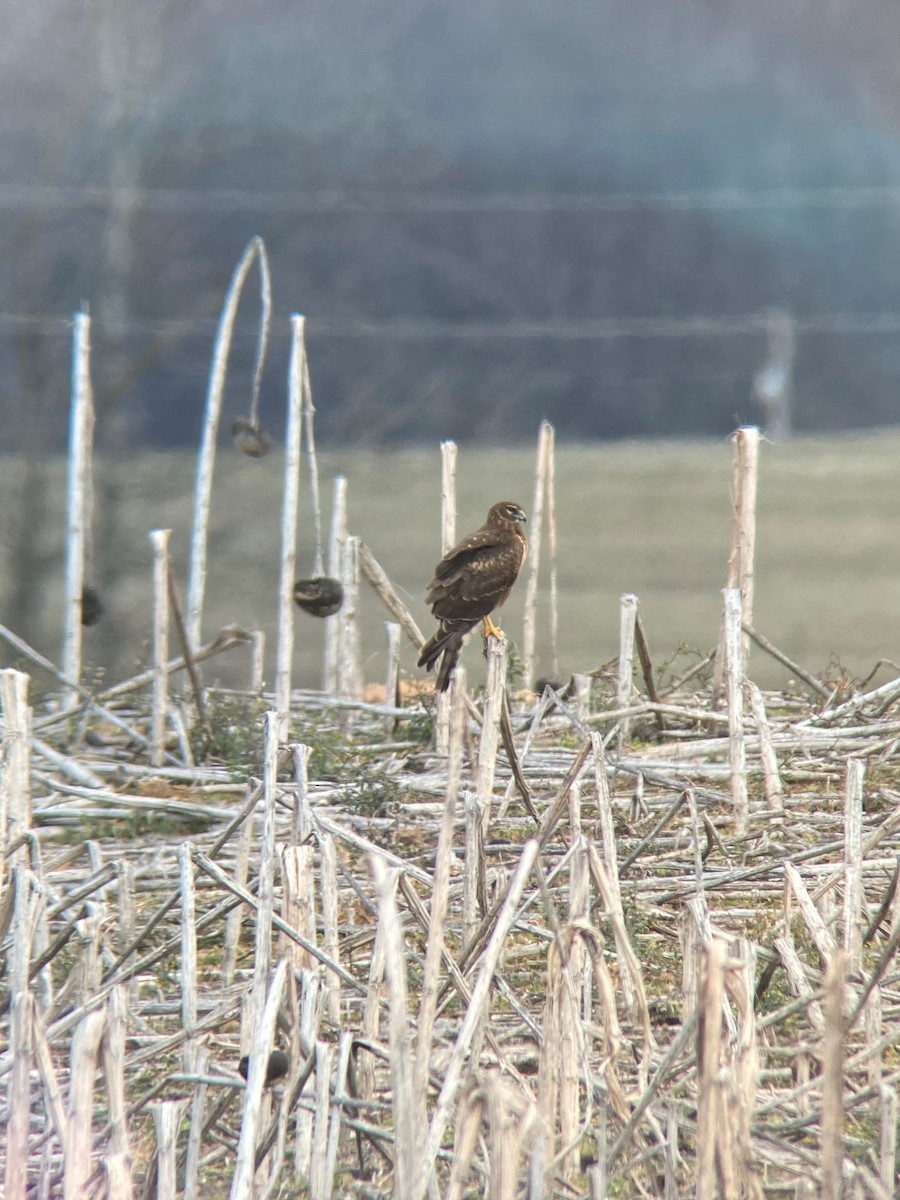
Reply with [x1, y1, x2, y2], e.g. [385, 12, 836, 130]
[80, 586, 104, 627]
[237, 1049, 289, 1086]
[231, 418, 271, 458]
[293, 576, 344, 618]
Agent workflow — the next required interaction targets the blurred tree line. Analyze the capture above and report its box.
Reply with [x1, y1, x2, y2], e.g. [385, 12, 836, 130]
[2, 0, 900, 459]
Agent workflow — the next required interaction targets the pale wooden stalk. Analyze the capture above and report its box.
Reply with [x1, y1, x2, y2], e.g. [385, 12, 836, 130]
[104, 1155, 133, 1200]
[773, 933, 824, 1033]
[193, 849, 358, 989]
[64, 1008, 107, 1200]
[32, 736, 103, 788]
[281, 844, 317, 972]
[151, 1100, 188, 1200]
[569, 785, 586, 915]
[178, 842, 199, 1074]
[249, 712, 281, 1033]
[486, 1076, 537, 1200]
[291, 742, 312, 844]
[570, 793, 593, 1021]
[32, 993, 68, 1149]
[527, 1130, 546, 1200]
[463, 789, 485, 942]
[275, 315, 306, 720]
[572, 673, 591, 720]
[323, 476, 347, 692]
[416, 667, 465, 1096]
[0, 669, 31, 898]
[591, 733, 635, 1014]
[223, 796, 254, 987]
[149, 529, 172, 767]
[440, 440, 458, 550]
[588, 848, 653, 1094]
[423, 840, 540, 1188]
[309, 1040, 333, 1200]
[3, 670, 33, 1200]
[7, 868, 37, 1200]
[724, 587, 748, 834]
[821, 951, 846, 1200]
[86, 838, 109, 918]
[725, 939, 760, 1200]
[476, 636, 507, 838]
[785, 861, 839, 960]
[294, 970, 323, 1180]
[523, 420, 552, 686]
[384, 621, 402, 712]
[545, 422, 559, 679]
[231, 958, 289, 1199]
[182, 1044, 208, 1200]
[358, 915, 387, 1107]
[318, 830, 341, 1024]
[447, 1086, 487, 1200]
[372, 857, 420, 1200]
[322, 1032, 352, 1198]
[842, 757, 865, 976]
[0, 641, 163, 757]
[880, 1084, 897, 1193]
[865, 984, 884, 1088]
[732, 426, 760, 645]
[61, 310, 95, 706]
[249, 629, 265, 692]
[302, 353, 326, 575]
[101, 986, 132, 1199]
[695, 939, 725, 1200]
[337, 534, 363, 701]
[746, 680, 784, 809]
[116, 859, 136, 999]
[663, 1106, 679, 1200]
[537, 930, 585, 1188]
[436, 442, 457, 752]
[187, 236, 270, 648]
[616, 593, 638, 749]
[714, 426, 760, 694]
[168, 703, 193, 766]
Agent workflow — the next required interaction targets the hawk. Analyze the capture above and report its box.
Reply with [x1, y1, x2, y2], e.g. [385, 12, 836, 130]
[417, 500, 527, 692]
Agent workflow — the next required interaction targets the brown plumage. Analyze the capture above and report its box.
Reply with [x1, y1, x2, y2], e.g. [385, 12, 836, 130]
[417, 500, 527, 692]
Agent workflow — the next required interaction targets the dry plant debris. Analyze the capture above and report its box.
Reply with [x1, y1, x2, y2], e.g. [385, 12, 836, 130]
[2, 633, 900, 1200]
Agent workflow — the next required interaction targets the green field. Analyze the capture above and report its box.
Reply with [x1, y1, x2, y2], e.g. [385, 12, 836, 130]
[3, 430, 900, 693]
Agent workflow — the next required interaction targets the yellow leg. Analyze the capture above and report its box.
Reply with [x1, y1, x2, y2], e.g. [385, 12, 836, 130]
[481, 614, 504, 639]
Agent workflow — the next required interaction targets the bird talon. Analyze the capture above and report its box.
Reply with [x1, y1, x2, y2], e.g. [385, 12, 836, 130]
[481, 615, 505, 640]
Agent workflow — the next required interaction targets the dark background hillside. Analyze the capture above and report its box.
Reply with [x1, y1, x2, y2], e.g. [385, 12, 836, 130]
[3, 0, 900, 454]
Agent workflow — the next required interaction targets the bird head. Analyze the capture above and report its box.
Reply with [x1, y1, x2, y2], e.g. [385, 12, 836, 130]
[489, 501, 527, 525]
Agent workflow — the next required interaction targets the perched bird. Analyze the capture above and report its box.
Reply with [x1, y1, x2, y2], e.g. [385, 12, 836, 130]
[238, 1049, 289, 1087]
[418, 500, 527, 692]
[80, 585, 104, 627]
[293, 575, 344, 618]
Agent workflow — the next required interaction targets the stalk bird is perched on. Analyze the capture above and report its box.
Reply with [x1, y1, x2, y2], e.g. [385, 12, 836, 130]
[418, 500, 527, 692]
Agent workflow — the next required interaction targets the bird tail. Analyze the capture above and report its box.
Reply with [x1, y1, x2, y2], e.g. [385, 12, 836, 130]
[417, 620, 474, 692]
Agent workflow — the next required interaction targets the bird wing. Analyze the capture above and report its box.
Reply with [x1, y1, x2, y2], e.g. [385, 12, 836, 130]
[426, 532, 525, 619]
[430, 526, 509, 584]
